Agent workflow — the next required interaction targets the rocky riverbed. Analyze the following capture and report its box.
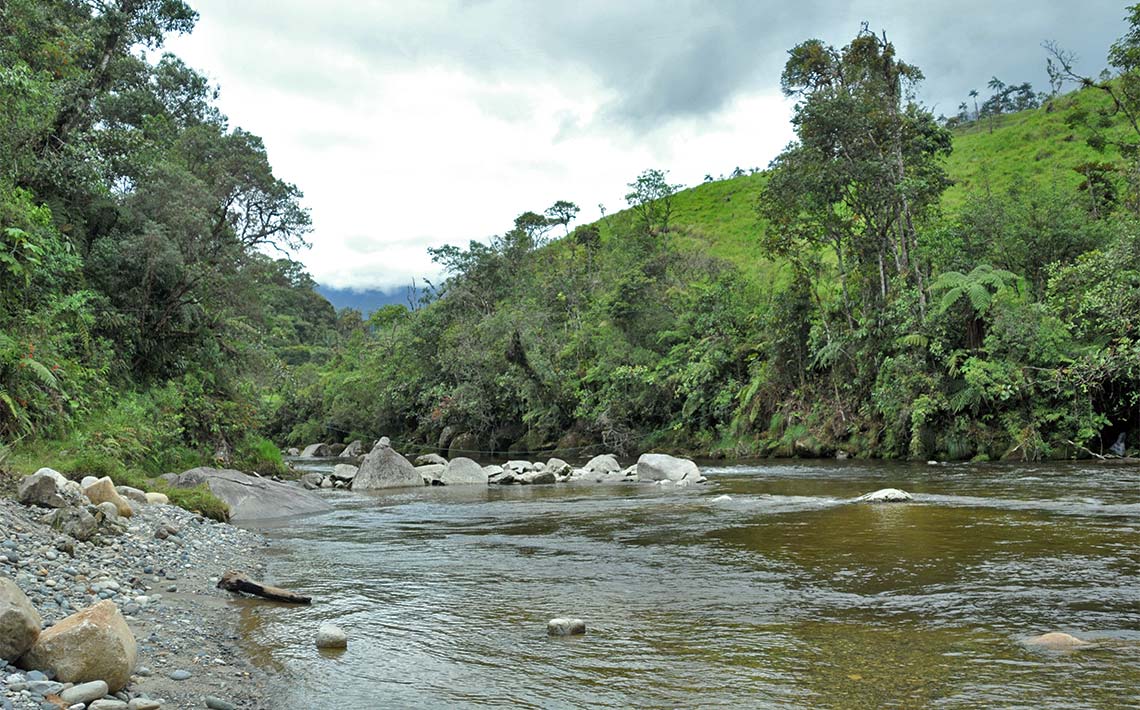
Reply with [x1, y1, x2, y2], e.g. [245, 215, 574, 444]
[1, 488, 278, 710]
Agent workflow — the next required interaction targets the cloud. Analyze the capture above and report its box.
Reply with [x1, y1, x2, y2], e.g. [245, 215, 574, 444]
[166, 0, 1128, 290]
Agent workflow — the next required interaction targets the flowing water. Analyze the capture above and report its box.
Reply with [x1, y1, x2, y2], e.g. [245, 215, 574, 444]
[238, 460, 1140, 708]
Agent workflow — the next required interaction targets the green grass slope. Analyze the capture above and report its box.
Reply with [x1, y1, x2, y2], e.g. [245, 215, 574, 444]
[591, 85, 1127, 282]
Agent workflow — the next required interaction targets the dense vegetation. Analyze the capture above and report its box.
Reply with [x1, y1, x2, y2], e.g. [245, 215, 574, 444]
[4, 2, 1140, 477]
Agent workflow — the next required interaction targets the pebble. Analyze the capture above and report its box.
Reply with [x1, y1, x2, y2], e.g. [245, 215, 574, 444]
[168, 669, 192, 681]
[315, 623, 348, 649]
[89, 700, 129, 710]
[127, 699, 161, 710]
[60, 680, 109, 705]
[205, 697, 236, 710]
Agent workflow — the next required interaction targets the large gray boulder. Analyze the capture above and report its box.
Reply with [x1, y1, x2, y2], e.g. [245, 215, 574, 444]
[298, 472, 324, 490]
[351, 440, 423, 491]
[583, 454, 621, 475]
[19, 600, 136, 692]
[17, 468, 83, 509]
[172, 468, 331, 522]
[300, 443, 331, 458]
[340, 440, 365, 458]
[636, 454, 704, 484]
[543, 458, 572, 477]
[440, 457, 489, 486]
[0, 578, 41, 661]
[521, 469, 557, 485]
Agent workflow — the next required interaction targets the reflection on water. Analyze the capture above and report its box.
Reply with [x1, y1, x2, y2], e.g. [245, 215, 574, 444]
[241, 460, 1140, 708]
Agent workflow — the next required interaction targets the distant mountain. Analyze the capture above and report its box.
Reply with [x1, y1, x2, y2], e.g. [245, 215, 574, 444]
[316, 285, 413, 315]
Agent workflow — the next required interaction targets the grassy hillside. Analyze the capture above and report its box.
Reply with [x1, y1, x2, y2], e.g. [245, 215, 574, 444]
[616, 85, 1127, 277]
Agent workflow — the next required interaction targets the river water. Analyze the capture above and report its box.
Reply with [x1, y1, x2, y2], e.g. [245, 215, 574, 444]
[239, 460, 1140, 708]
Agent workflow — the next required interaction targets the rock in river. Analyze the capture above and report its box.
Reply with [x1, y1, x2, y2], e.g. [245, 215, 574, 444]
[636, 454, 705, 484]
[351, 440, 423, 490]
[547, 618, 586, 636]
[440, 457, 489, 486]
[855, 488, 913, 503]
[1026, 632, 1092, 649]
[315, 623, 348, 649]
[172, 467, 331, 522]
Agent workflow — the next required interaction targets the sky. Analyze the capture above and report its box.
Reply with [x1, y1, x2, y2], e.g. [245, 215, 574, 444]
[164, 0, 1128, 292]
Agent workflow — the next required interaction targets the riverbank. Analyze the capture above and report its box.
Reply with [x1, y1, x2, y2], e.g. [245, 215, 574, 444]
[1, 471, 280, 710]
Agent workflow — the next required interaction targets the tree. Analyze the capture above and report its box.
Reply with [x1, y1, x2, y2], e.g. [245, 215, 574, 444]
[760, 26, 952, 321]
[625, 168, 681, 234]
[544, 200, 579, 235]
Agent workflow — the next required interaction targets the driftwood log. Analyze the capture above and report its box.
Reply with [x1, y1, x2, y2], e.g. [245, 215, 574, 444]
[217, 570, 311, 604]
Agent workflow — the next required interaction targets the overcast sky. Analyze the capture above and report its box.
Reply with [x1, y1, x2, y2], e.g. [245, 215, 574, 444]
[165, 0, 1127, 291]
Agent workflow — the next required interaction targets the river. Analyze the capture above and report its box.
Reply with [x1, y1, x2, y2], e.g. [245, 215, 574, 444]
[238, 460, 1140, 708]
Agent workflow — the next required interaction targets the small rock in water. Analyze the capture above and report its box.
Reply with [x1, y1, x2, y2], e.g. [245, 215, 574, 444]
[1026, 631, 1092, 649]
[855, 488, 912, 503]
[205, 696, 237, 710]
[710, 495, 733, 503]
[315, 624, 347, 649]
[168, 668, 192, 681]
[547, 618, 586, 636]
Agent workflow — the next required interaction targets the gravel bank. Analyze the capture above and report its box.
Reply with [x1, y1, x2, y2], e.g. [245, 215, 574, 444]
[1, 494, 280, 710]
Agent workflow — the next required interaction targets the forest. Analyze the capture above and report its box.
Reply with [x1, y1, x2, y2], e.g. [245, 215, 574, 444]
[4, 0, 1140, 485]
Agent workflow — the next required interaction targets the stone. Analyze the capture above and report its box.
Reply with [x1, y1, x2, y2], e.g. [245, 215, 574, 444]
[95, 501, 119, 521]
[172, 468, 331, 522]
[328, 464, 359, 483]
[505, 460, 535, 473]
[341, 440, 365, 458]
[286, 447, 301, 457]
[143, 492, 168, 505]
[80, 476, 99, 489]
[114, 486, 147, 505]
[17, 469, 81, 509]
[128, 699, 161, 710]
[855, 488, 913, 503]
[205, 697, 237, 710]
[40, 507, 99, 542]
[482, 465, 504, 477]
[82, 478, 133, 518]
[440, 457, 488, 486]
[416, 464, 444, 486]
[547, 618, 586, 636]
[543, 458, 572, 477]
[315, 624, 347, 649]
[351, 441, 422, 491]
[0, 578, 42, 661]
[300, 443, 331, 458]
[298, 472, 324, 490]
[26, 679, 63, 695]
[415, 453, 448, 466]
[19, 600, 137, 692]
[168, 669, 191, 680]
[636, 454, 703, 484]
[59, 679, 109, 705]
[710, 495, 733, 503]
[1026, 632, 1092, 649]
[521, 469, 557, 485]
[89, 700, 128, 710]
[447, 432, 479, 458]
[583, 454, 621, 475]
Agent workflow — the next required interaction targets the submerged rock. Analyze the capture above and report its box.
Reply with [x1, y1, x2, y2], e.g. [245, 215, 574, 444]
[855, 488, 913, 503]
[547, 618, 586, 636]
[1026, 632, 1092, 649]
